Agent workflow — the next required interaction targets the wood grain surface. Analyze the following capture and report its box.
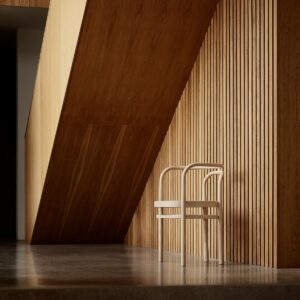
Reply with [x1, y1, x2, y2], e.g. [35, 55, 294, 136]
[26, 0, 218, 243]
[0, 0, 49, 8]
[277, 0, 300, 268]
[25, 0, 87, 242]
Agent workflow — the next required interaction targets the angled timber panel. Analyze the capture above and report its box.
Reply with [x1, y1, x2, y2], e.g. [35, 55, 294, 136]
[28, 0, 219, 243]
[25, 0, 88, 242]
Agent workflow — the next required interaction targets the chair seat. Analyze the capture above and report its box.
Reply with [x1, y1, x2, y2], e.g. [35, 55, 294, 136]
[154, 200, 219, 208]
[156, 214, 220, 219]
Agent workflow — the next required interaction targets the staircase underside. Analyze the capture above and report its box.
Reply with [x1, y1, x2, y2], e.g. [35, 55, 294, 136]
[30, 0, 218, 243]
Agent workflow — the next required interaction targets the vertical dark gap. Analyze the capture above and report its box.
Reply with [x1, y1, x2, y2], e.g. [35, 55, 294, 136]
[0, 29, 17, 241]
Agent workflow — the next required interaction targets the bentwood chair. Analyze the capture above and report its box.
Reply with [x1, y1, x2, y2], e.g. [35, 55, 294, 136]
[154, 163, 224, 266]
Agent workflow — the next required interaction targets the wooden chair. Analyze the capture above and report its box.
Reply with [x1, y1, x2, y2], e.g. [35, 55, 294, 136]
[154, 163, 224, 266]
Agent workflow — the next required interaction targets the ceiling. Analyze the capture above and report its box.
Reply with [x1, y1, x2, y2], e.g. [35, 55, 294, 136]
[0, 6, 47, 29]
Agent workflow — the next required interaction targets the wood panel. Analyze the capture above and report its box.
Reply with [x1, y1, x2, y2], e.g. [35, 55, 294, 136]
[126, 0, 277, 268]
[277, 0, 300, 268]
[26, 0, 219, 243]
[0, 0, 49, 8]
[25, 0, 87, 242]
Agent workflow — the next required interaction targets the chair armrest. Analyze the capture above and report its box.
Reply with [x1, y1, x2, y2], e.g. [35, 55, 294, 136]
[201, 170, 224, 202]
[180, 163, 224, 205]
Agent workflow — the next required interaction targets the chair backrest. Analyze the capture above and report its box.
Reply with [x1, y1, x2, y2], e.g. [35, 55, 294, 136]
[158, 163, 223, 203]
[179, 163, 223, 204]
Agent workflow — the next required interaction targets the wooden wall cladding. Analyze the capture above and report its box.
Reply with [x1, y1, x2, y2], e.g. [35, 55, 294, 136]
[277, 0, 300, 268]
[25, 0, 87, 242]
[27, 0, 219, 243]
[0, 0, 49, 8]
[126, 0, 278, 268]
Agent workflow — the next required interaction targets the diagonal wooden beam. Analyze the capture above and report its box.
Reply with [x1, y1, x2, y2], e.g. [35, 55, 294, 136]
[26, 0, 219, 244]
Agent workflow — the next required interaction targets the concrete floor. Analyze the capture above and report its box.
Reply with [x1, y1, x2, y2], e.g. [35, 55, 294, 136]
[0, 243, 299, 299]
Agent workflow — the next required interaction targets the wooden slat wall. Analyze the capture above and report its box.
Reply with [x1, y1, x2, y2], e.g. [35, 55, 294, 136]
[0, 0, 49, 8]
[25, 0, 87, 242]
[126, 0, 277, 268]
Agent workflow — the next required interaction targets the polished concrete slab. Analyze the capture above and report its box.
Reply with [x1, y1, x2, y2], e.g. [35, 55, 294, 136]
[0, 243, 299, 299]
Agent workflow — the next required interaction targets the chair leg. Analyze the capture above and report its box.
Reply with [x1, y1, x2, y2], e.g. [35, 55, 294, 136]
[218, 206, 224, 265]
[158, 216, 163, 262]
[181, 214, 186, 267]
[202, 208, 209, 262]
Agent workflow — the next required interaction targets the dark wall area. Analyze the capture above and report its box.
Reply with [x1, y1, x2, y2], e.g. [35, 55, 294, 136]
[0, 30, 16, 240]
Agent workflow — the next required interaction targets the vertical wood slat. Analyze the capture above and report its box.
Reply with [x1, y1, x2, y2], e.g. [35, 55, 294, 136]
[252, 0, 257, 265]
[248, 0, 253, 265]
[125, 0, 276, 268]
[273, 0, 277, 269]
